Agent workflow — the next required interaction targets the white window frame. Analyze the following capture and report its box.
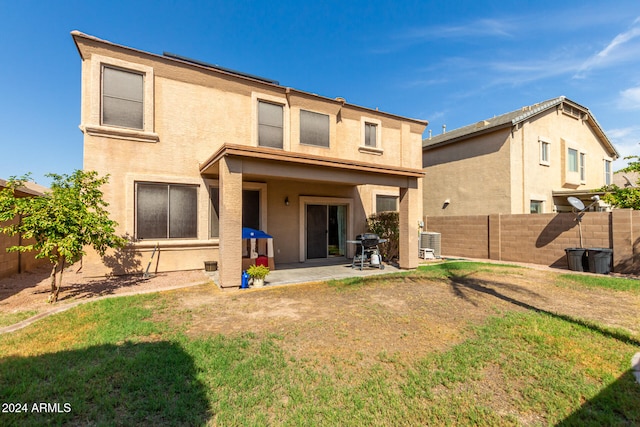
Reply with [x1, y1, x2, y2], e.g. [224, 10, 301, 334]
[567, 148, 579, 173]
[530, 200, 544, 214]
[539, 138, 550, 166]
[579, 152, 586, 183]
[85, 54, 157, 142]
[604, 159, 612, 186]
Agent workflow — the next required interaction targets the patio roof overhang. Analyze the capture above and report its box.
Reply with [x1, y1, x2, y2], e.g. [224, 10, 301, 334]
[199, 143, 424, 188]
[552, 189, 609, 212]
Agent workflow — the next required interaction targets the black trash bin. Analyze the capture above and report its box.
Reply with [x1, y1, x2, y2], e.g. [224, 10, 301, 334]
[587, 248, 612, 274]
[565, 248, 588, 272]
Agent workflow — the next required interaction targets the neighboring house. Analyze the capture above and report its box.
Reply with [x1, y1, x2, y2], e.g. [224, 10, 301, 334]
[72, 31, 427, 288]
[613, 170, 639, 188]
[0, 179, 50, 278]
[422, 97, 619, 216]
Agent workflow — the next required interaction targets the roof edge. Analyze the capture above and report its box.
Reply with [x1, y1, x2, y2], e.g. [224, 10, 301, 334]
[71, 31, 427, 127]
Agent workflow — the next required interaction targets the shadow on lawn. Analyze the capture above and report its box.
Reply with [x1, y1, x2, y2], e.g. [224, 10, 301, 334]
[0, 341, 211, 426]
[441, 266, 640, 425]
[556, 370, 640, 426]
[444, 268, 640, 347]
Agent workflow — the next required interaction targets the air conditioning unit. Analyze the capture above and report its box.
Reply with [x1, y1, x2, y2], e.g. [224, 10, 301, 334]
[419, 232, 441, 258]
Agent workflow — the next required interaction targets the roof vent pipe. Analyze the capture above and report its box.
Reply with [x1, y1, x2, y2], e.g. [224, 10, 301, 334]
[428, 129, 432, 139]
[442, 124, 446, 134]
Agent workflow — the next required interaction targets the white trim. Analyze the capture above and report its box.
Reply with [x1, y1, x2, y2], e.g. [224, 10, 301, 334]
[298, 196, 354, 262]
[603, 159, 613, 186]
[539, 137, 550, 166]
[529, 193, 547, 214]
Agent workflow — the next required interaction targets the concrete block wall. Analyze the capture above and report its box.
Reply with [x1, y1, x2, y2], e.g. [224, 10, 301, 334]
[426, 215, 489, 259]
[0, 217, 49, 279]
[0, 222, 20, 278]
[426, 209, 639, 274]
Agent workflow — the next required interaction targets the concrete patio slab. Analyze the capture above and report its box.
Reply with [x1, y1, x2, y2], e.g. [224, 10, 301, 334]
[207, 258, 405, 288]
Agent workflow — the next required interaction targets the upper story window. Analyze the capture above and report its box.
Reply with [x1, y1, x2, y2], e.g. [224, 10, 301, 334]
[86, 55, 156, 142]
[359, 116, 383, 154]
[539, 139, 550, 166]
[102, 66, 144, 129]
[568, 148, 578, 173]
[604, 160, 612, 185]
[136, 182, 197, 239]
[579, 152, 586, 182]
[258, 101, 283, 148]
[300, 110, 329, 147]
[364, 123, 378, 147]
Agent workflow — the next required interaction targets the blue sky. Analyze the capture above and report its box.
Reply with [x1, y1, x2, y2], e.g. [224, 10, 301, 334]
[1, 0, 640, 186]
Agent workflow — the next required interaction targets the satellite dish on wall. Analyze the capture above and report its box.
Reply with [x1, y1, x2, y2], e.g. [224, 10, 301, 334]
[567, 196, 585, 211]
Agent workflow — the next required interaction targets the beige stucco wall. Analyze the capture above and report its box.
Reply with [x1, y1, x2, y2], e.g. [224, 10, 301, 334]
[422, 128, 512, 217]
[511, 108, 615, 214]
[423, 106, 616, 217]
[74, 33, 426, 278]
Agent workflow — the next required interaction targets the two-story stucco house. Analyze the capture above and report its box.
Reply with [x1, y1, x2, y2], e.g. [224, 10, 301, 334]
[72, 31, 427, 288]
[422, 97, 619, 217]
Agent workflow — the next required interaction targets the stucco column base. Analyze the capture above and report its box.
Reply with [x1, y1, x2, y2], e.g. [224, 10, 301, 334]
[398, 182, 420, 270]
[218, 156, 243, 288]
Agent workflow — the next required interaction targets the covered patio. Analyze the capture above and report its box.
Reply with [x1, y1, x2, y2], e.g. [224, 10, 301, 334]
[199, 143, 424, 289]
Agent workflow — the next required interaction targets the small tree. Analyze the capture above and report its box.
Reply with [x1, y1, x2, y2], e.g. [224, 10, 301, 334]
[366, 211, 399, 261]
[599, 155, 640, 210]
[0, 170, 126, 303]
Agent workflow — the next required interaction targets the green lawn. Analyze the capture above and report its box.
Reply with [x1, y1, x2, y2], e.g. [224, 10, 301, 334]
[1, 263, 639, 426]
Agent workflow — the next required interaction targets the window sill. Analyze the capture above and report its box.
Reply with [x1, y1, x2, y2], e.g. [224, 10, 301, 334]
[358, 145, 384, 155]
[83, 124, 159, 143]
[133, 239, 219, 249]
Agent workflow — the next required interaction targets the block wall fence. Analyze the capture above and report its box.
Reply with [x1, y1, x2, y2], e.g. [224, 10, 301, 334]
[0, 217, 49, 279]
[425, 209, 640, 274]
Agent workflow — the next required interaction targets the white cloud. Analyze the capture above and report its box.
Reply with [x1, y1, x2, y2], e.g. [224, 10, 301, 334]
[400, 18, 515, 41]
[574, 17, 640, 77]
[606, 125, 640, 169]
[618, 86, 640, 110]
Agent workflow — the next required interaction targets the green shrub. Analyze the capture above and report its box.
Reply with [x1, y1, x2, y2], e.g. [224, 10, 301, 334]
[247, 264, 270, 279]
[366, 211, 399, 261]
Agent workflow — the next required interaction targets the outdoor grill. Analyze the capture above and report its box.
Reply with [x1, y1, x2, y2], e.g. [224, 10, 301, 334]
[349, 233, 386, 270]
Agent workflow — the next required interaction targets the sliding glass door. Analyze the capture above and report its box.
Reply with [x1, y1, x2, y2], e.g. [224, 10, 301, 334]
[306, 204, 346, 259]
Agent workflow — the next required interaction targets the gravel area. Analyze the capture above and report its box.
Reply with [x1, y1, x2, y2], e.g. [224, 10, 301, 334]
[0, 264, 211, 330]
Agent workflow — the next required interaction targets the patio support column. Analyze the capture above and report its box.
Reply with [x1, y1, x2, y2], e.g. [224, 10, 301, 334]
[398, 179, 420, 269]
[218, 156, 243, 288]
